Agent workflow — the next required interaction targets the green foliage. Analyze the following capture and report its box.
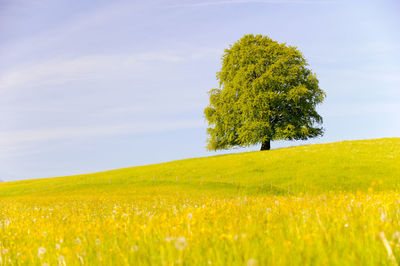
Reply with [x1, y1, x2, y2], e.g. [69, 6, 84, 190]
[204, 34, 326, 150]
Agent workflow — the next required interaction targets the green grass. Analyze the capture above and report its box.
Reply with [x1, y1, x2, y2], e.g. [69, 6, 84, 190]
[1, 138, 400, 265]
[1, 137, 399, 197]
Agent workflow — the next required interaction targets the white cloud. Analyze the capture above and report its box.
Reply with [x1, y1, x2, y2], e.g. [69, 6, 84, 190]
[0, 119, 204, 148]
[0, 53, 189, 92]
[322, 102, 400, 117]
[0, 1, 141, 61]
[169, 0, 335, 7]
[0, 45, 222, 93]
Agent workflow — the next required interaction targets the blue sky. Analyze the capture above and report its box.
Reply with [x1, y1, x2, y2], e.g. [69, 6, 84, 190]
[1, 0, 399, 180]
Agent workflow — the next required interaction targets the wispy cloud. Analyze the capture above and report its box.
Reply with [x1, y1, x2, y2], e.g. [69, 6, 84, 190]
[0, 119, 204, 149]
[0, 51, 212, 92]
[168, 0, 335, 8]
[0, 1, 139, 62]
[323, 102, 400, 117]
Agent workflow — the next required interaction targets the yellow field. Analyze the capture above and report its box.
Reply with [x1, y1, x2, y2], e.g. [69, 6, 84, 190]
[1, 191, 400, 265]
[0, 138, 400, 265]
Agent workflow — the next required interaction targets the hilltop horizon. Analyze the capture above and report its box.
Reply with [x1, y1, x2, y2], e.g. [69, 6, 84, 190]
[1, 0, 399, 180]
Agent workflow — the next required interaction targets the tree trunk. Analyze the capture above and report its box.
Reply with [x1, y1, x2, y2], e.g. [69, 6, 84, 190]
[260, 140, 271, 151]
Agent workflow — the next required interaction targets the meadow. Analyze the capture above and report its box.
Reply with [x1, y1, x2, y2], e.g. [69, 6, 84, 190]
[0, 138, 399, 265]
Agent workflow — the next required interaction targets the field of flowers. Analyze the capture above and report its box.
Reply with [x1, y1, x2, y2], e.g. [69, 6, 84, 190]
[1, 189, 400, 265]
[0, 138, 399, 265]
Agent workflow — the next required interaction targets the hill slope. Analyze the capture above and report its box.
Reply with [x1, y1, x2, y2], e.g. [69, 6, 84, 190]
[1, 138, 399, 197]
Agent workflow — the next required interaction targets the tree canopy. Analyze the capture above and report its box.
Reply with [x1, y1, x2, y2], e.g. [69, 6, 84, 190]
[204, 34, 326, 151]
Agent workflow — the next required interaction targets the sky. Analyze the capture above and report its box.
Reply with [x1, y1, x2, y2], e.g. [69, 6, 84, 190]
[0, 0, 399, 180]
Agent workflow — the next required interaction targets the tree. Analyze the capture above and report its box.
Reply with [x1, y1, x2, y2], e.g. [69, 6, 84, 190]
[204, 34, 325, 151]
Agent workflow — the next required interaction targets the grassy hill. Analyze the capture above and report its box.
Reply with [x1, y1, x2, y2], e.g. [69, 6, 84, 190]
[1, 138, 400, 265]
[1, 137, 399, 197]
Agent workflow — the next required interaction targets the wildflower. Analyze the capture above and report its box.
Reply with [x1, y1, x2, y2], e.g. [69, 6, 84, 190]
[2, 249, 8, 255]
[380, 208, 387, 222]
[392, 231, 400, 242]
[55, 244, 61, 250]
[247, 258, 258, 266]
[59, 247, 69, 256]
[174, 237, 187, 250]
[96, 239, 101, 245]
[165, 236, 175, 242]
[38, 247, 46, 258]
[187, 213, 193, 220]
[57, 255, 66, 265]
[75, 238, 81, 245]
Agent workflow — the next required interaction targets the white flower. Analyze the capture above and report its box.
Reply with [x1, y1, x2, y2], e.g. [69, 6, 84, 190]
[38, 247, 46, 258]
[247, 258, 258, 266]
[57, 255, 65, 264]
[393, 231, 400, 241]
[55, 244, 61, 250]
[174, 237, 187, 250]
[380, 212, 387, 222]
[165, 236, 175, 242]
